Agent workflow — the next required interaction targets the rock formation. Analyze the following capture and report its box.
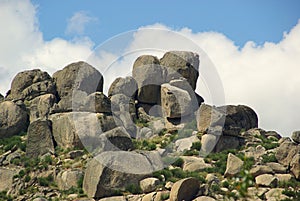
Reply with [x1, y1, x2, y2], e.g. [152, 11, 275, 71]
[0, 52, 299, 201]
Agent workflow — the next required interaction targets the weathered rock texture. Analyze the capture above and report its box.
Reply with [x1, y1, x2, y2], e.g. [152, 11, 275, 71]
[6, 69, 56, 101]
[0, 101, 28, 138]
[53, 61, 103, 112]
[83, 151, 163, 198]
[26, 120, 55, 157]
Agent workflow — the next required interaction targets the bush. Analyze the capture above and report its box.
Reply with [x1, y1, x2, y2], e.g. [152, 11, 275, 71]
[37, 175, 54, 187]
[183, 149, 199, 156]
[125, 184, 142, 194]
[0, 191, 13, 201]
[172, 158, 184, 167]
[0, 133, 26, 152]
[134, 119, 149, 127]
[191, 141, 201, 150]
[262, 153, 277, 163]
[132, 139, 156, 151]
[161, 193, 170, 200]
[255, 134, 279, 150]
[24, 175, 31, 182]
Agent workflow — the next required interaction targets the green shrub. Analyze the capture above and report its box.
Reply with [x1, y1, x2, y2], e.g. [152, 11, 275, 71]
[191, 141, 201, 150]
[24, 175, 31, 182]
[262, 153, 277, 163]
[77, 176, 84, 188]
[134, 119, 149, 127]
[153, 168, 206, 183]
[132, 139, 156, 151]
[233, 170, 254, 197]
[255, 134, 279, 150]
[183, 149, 199, 156]
[172, 158, 184, 167]
[37, 175, 54, 187]
[0, 134, 26, 152]
[125, 184, 142, 194]
[242, 156, 255, 171]
[161, 193, 170, 200]
[11, 158, 21, 165]
[278, 178, 300, 189]
[153, 169, 173, 181]
[0, 191, 13, 201]
[282, 189, 300, 200]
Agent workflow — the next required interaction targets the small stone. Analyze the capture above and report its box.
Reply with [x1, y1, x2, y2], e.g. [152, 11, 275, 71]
[206, 174, 219, 185]
[255, 174, 278, 187]
[181, 156, 211, 172]
[275, 174, 293, 182]
[266, 162, 287, 174]
[140, 177, 160, 193]
[224, 153, 244, 177]
[193, 196, 216, 201]
[265, 188, 289, 201]
[68, 150, 85, 159]
[33, 198, 48, 201]
[250, 165, 274, 177]
[67, 194, 78, 199]
[165, 181, 174, 190]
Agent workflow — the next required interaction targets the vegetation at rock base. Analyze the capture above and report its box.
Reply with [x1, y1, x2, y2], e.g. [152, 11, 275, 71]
[0, 132, 26, 153]
[1, 54, 300, 200]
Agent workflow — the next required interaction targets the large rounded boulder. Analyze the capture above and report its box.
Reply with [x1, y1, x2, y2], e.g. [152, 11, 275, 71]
[0, 101, 29, 138]
[6, 69, 56, 101]
[160, 51, 200, 90]
[132, 55, 164, 104]
[52, 61, 103, 112]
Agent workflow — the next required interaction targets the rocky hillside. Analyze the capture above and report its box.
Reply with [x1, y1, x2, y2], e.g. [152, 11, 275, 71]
[0, 51, 299, 201]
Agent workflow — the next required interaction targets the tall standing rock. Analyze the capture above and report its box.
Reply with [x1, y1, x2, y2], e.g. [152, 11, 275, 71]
[132, 55, 164, 104]
[160, 51, 199, 90]
[53, 61, 103, 112]
[6, 69, 56, 101]
[224, 153, 244, 177]
[0, 101, 28, 138]
[26, 120, 55, 157]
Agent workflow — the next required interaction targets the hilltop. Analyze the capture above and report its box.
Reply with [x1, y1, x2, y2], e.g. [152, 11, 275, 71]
[0, 51, 299, 201]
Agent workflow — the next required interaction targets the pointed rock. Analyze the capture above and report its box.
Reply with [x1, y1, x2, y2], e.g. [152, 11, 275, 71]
[26, 120, 55, 157]
[224, 153, 244, 177]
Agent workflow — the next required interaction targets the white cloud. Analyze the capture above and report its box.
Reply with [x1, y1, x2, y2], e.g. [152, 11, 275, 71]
[91, 22, 300, 137]
[0, 0, 94, 95]
[1, 0, 300, 137]
[65, 11, 97, 35]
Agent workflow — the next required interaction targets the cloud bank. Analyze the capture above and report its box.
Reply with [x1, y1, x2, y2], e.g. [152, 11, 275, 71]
[66, 11, 97, 36]
[1, 0, 300, 137]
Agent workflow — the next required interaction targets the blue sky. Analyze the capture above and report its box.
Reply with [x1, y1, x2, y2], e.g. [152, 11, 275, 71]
[33, 0, 300, 47]
[1, 0, 300, 136]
